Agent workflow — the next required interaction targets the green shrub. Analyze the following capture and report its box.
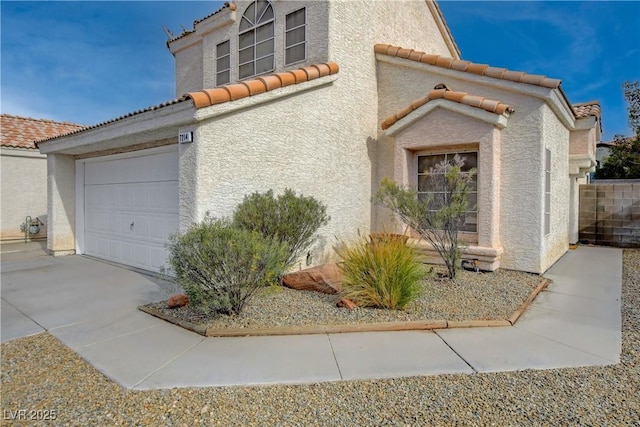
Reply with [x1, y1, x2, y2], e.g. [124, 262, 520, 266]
[375, 154, 476, 280]
[232, 189, 330, 270]
[165, 216, 287, 316]
[336, 235, 426, 310]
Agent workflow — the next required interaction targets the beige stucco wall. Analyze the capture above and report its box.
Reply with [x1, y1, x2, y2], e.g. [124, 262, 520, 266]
[172, 1, 330, 96]
[182, 77, 372, 268]
[375, 58, 574, 273]
[369, 0, 455, 58]
[0, 148, 48, 241]
[569, 127, 595, 156]
[39, 0, 464, 268]
[174, 44, 204, 96]
[379, 106, 505, 270]
[172, 0, 455, 94]
[47, 154, 76, 255]
[540, 103, 571, 272]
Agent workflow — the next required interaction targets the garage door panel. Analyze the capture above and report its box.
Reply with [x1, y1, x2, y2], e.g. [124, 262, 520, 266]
[121, 242, 134, 264]
[85, 151, 179, 185]
[109, 240, 120, 259]
[149, 246, 168, 271]
[133, 215, 149, 239]
[83, 149, 178, 273]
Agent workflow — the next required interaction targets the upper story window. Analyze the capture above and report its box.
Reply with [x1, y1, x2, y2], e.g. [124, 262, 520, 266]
[285, 8, 306, 65]
[216, 40, 231, 86]
[238, 0, 275, 80]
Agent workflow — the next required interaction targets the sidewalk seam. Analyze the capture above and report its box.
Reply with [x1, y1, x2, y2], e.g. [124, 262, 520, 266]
[130, 337, 206, 389]
[1, 297, 48, 332]
[326, 334, 344, 380]
[434, 331, 478, 373]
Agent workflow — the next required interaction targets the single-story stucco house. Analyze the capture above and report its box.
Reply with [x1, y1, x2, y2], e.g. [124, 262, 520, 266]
[1, 114, 82, 242]
[37, 0, 600, 274]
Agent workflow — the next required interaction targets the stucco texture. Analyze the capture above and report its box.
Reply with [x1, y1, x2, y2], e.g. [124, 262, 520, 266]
[375, 57, 572, 273]
[1, 148, 48, 241]
[184, 79, 372, 267]
[47, 154, 76, 254]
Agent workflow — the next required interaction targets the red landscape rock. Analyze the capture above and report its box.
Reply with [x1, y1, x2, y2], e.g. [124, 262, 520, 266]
[282, 263, 343, 294]
[336, 298, 357, 309]
[167, 294, 189, 308]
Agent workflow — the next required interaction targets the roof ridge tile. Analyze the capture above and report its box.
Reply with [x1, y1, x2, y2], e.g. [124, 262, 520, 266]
[185, 62, 339, 110]
[381, 84, 514, 130]
[375, 43, 561, 90]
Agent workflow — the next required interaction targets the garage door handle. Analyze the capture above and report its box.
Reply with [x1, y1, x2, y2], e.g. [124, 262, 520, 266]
[130, 221, 134, 230]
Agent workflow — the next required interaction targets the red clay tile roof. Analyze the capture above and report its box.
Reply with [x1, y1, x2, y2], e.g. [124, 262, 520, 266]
[167, 2, 236, 45]
[381, 84, 514, 130]
[573, 101, 601, 119]
[36, 98, 188, 144]
[1, 114, 84, 149]
[375, 44, 561, 89]
[38, 62, 339, 144]
[186, 62, 340, 109]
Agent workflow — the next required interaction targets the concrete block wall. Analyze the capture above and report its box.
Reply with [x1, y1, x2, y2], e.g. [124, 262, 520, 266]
[579, 182, 640, 247]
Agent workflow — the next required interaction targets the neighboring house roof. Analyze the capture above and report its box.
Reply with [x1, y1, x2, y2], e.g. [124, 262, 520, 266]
[598, 136, 632, 147]
[167, 2, 236, 45]
[374, 44, 561, 89]
[573, 101, 601, 119]
[186, 62, 339, 109]
[1, 114, 83, 149]
[381, 84, 514, 130]
[38, 62, 339, 144]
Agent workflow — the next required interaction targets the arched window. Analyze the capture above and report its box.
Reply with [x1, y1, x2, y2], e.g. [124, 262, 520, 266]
[238, 0, 275, 79]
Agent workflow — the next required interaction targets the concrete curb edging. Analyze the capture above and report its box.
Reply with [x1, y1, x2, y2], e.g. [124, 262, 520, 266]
[138, 278, 551, 337]
[507, 278, 551, 325]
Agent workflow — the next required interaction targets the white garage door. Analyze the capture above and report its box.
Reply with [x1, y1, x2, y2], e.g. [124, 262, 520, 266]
[83, 148, 179, 272]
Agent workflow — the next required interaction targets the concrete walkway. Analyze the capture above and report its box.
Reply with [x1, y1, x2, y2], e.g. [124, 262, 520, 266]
[1, 244, 622, 389]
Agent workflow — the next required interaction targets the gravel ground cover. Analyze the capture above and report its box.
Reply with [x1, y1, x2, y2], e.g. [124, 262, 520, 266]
[143, 267, 543, 330]
[1, 250, 638, 426]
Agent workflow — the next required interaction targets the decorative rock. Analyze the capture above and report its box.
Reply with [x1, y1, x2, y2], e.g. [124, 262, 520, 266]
[336, 298, 356, 309]
[282, 263, 343, 294]
[167, 294, 189, 308]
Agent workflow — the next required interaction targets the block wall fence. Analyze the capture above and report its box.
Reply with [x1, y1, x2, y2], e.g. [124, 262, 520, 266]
[579, 180, 640, 248]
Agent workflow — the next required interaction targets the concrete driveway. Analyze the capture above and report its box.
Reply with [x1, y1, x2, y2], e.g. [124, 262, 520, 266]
[1, 243, 178, 343]
[1, 243, 622, 389]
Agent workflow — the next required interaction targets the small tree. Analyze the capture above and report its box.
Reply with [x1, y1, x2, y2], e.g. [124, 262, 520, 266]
[595, 135, 640, 179]
[375, 155, 476, 280]
[595, 81, 640, 179]
[232, 189, 330, 271]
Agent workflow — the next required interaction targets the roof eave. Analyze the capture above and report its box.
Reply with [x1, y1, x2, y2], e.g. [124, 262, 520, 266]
[385, 99, 510, 137]
[166, 2, 236, 54]
[376, 53, 577, 130]
[38, 101, 196, 155]
[426, 0, 461, 59]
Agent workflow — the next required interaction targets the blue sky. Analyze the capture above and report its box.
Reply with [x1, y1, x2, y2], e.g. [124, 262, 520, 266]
[1, 1, 639, 141]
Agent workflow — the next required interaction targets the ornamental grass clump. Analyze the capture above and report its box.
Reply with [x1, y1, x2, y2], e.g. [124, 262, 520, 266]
[232, 188, 330, 270]
[375, 155, 476, 280]
[337, 235, 427, 310]
[165, 215, 287, 316]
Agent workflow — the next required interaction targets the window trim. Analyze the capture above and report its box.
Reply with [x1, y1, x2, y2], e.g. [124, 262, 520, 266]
[238, 1, 275, 80]
[215, 39, 231, 86]
[415, 149, 479, 234]
[284, 7, 307, 66]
